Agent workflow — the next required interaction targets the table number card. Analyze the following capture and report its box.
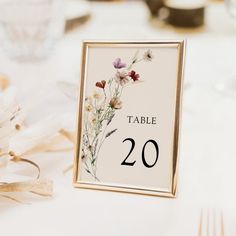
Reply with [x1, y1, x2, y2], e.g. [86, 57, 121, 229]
[74, 41, 185, 197]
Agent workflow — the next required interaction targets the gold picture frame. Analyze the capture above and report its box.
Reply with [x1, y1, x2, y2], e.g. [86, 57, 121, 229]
[73, 40, 185, 198]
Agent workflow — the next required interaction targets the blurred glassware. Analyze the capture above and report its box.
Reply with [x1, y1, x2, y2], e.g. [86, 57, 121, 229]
[225, 0, 236, 27]
[0, 0, 65, 62]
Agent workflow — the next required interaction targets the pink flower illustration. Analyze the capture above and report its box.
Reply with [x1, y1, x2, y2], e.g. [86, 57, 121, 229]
[115, 71, 129, 86]
[113, 58, 126, 69]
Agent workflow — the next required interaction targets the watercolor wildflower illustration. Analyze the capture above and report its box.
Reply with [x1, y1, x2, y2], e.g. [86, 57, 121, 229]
[82, 49, 154, 181]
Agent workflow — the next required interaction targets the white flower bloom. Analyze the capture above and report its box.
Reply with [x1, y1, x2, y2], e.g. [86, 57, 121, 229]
[0, 88, 68, 177]
[93, 91, 102, 100]
[91, 115, 98, 125]
[0, 87, 24, 177]
[109, 97, 122, 109]
[0, 87, 23, 146]
[9, 115, 68, 155]
[85, 104, 93, 112]
[115, 71, 130, 86]
[143, 49, 154, 62]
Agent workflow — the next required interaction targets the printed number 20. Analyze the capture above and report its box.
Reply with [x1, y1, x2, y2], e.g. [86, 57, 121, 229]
[121, 138, 159, 168]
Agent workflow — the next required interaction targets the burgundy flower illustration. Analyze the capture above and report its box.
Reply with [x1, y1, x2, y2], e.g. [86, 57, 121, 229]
[113, 58, 126, 69]
[128, 70, 140, 82]
[95, 80, 106, 89]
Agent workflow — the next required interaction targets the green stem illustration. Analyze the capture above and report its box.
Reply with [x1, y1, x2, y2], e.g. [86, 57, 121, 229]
[82, 49, 153, 181]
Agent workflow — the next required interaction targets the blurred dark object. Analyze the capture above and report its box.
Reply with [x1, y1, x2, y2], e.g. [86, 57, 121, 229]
[65, 14, 91, 33]
[145, 0, 164, 16]
[164, 4, 204, 27]
[65, 0, 91, 33]
[145, 0, 205, 28]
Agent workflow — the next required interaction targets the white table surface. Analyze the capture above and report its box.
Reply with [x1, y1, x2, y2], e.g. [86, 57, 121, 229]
[1, 1, 236, 235]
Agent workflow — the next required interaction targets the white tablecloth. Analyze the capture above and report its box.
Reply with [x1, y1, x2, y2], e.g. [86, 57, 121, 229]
[1, 1, 236, 235]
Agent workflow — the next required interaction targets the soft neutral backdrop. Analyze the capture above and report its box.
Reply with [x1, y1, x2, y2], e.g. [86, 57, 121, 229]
[1, 1, 236, 235]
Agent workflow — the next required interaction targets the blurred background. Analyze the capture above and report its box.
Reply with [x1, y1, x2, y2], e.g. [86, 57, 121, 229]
[1, 0, 236, 235]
